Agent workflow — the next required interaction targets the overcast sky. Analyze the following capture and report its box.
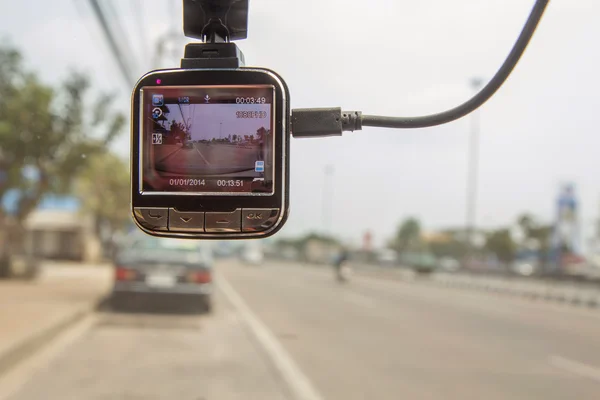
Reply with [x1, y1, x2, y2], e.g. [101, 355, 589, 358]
[170, 103, 270, 141]
[1, 0, 599, 247]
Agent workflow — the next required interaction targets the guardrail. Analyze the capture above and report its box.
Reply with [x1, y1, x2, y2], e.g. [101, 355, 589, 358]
[429, 273, 600, 308]
[266, 257, 600, 309]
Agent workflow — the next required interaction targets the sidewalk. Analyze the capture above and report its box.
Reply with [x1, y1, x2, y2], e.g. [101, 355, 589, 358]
[0, 262, 112, 376]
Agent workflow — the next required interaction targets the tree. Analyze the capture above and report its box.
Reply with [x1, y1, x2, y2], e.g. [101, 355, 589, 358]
[517, 213, 536, 238]
[0, 45, 125, 253]
[390, 217, 422, 253]
[169, 120, 187, 142]
[484, 228, 515, 263]
[428, 231, 468, 259]
[516, 213, 553, 258]
[75, 152, 130, 252]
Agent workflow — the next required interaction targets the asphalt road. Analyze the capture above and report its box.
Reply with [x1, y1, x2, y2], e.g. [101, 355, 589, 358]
[155, 143, 261, 175]
[5, 260, 600, 400]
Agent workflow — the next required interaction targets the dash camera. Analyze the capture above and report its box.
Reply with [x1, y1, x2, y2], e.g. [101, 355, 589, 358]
[131, 0, 290, 239]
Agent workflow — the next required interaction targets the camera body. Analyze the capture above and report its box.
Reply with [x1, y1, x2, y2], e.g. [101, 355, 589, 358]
[130, 67, 290, 239]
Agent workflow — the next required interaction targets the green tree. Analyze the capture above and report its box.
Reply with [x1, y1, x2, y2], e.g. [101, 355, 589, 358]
[516, 213, 553, 257]
[0, 45, 125, 252]
[390, 217, 422, 253]
[169, 120, 187, 142]
[484, 228, 515, 263]
[517, 213, 536, 238]
[75, 152, 130, 245]
[429, 231, 468, 259]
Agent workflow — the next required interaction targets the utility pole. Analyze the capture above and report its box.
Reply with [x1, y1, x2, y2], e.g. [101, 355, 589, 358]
[465, 77, 483, 261]
[322, 165, 335, 236]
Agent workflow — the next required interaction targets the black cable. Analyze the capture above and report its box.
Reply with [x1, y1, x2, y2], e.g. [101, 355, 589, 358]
[361, 0, 549, 129]
[88, 0, 136, 87]
[291, 0, 550, 137]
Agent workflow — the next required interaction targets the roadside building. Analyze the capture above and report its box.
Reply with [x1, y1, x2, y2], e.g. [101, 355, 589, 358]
[3, 194, 102, 262]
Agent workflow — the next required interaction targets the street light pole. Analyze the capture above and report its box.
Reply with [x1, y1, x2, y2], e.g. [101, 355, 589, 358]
[466, 78, 483, 260]
[322, 165, 335, 235]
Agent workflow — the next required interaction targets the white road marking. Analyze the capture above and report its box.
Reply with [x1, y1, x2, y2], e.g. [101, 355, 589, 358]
[549, 355, 600, 383]
[216, 273, 324, 400]
[156, 146, 181, 163]
[0, 315, 97, 400]
[195, 145, 211, 165]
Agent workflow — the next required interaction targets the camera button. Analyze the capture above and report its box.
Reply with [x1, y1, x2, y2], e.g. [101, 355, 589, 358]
[134, 207, 168, 231]
[168, 209, 205, 232]
[205, 210, 241, 232]
[241, 208, 279, 232]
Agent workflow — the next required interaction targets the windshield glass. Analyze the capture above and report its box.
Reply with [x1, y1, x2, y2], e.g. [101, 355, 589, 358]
[1, 1, 599, 400]
[130, 237, 204, 252]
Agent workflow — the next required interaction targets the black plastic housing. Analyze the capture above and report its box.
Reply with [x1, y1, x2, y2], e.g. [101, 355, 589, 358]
[183, 0, 249, 41]
[181, 43, 245, 69]
[130, 68, 290, 239]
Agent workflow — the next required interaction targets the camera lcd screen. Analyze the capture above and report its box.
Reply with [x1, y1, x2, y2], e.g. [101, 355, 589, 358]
[140, 85, 275, 195]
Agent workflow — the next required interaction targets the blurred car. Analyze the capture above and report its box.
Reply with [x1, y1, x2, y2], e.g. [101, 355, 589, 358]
[182, 139, 194, 149]
[240, 244, 264, 265]
[511, 259, 539, 277]
[510, 249, 541, 277]
[400, 251, 438, 274]
[438, 257, 461, 273]
[559, 253, 589, 278]
[376, 249, 398, 267]
[111, 235, 214, 312]
[585, 248, 600, 280]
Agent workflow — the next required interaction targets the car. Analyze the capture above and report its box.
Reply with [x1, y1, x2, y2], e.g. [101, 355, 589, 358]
[240, 244, 264, 265]
[438, 257, 461, 273]
[400, 251, 438, 274]
[111, 235, 214, 313]
[376, 249, 398, 267]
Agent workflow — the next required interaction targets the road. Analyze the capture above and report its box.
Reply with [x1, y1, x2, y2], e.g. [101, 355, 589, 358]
[154, 142, 261, 176]
[3, 260, 600, 400]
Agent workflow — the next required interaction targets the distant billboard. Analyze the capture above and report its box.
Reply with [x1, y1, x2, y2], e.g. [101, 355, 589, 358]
[551, 183, 580, 269]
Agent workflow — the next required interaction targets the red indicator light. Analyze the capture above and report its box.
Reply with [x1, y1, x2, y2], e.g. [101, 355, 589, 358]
[156, 79, 162, 84]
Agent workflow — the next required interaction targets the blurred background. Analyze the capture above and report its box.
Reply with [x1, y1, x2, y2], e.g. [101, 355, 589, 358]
[1, 1, 600, 400]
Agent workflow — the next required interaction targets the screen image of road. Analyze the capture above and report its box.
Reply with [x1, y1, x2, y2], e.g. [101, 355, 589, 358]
[141, 86, 274, 194]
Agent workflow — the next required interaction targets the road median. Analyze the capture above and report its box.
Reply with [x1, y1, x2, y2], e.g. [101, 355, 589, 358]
[278, 260, 600, 310]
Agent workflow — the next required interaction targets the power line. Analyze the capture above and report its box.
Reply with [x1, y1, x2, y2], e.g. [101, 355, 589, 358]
[87, 0, 136, 87]
[130, 0, 150, 67]
[103, 0, 141, 74]
[72, 0, 119, 78]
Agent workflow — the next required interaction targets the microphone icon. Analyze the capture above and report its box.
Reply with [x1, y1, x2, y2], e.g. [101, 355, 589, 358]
[204, 94, 210, 103]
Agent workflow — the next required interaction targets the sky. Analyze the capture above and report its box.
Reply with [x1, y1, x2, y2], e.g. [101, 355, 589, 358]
[169, 103, 270, 141]
[1, 0, 599, 248]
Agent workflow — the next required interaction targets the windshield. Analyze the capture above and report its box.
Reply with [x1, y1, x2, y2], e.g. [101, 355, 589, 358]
[129, 237, 205, 252]
[1, 1, 600, 400]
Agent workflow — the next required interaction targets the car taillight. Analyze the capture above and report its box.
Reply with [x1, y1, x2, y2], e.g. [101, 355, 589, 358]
[115, 267, 136, 281]
[187, 271, 212, 284]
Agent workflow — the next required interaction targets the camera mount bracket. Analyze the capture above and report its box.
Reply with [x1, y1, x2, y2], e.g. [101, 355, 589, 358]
[180, 0, 248, 69]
